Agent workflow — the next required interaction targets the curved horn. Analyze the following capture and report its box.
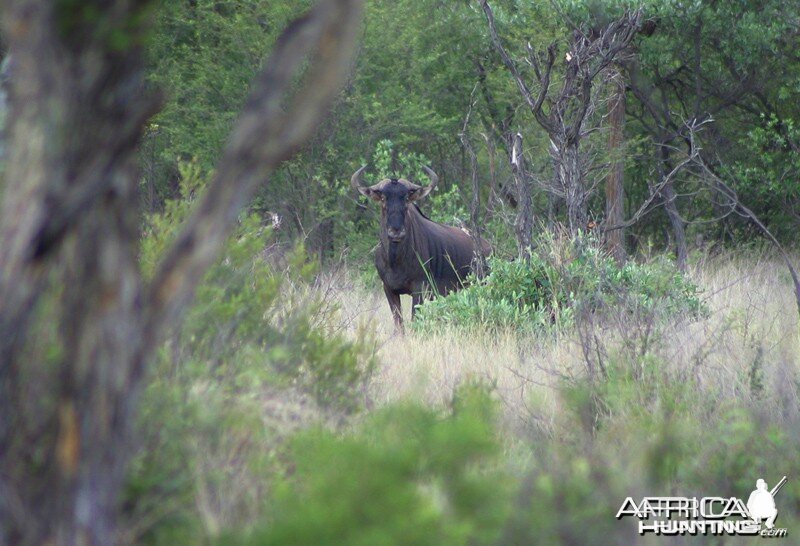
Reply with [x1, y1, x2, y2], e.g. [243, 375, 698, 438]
[409, 166, 439, 201]
[422, 166, 439, 193]
[350, 165, 368, 191]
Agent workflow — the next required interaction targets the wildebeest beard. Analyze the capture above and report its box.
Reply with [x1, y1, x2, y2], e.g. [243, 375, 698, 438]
[388, 239, 400, 266]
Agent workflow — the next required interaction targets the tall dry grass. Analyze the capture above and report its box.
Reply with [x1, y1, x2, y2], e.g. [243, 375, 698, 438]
[331, 250, 800, 435]
[125, 250, 800, 545]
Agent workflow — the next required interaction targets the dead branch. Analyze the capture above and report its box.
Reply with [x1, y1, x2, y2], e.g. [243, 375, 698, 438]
[460, 84, 488, 276]
[693, 155, 800, 320]
[604, 149, 697, 232]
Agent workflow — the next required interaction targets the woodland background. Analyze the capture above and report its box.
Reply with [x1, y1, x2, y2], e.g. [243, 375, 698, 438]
[1, 0, 800, 544]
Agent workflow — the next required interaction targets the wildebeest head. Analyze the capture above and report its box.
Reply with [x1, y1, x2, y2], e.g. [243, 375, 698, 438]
[351, 166, 438, 242]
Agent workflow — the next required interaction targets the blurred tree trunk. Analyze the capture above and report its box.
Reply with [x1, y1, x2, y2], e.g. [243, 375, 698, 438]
[605, 68, 626, 264]
[0, 1, 363, 544]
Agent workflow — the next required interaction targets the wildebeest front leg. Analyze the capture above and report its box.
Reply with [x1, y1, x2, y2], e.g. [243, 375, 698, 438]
[384, 285, 404, 334]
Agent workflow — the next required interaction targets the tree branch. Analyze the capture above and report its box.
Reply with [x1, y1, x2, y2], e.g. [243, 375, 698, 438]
[481, 1, 555, 133]
[604, 147, 695, 231]
[459, 86, 488, 276]
[145, 0, 363, 338]
[694, 155, 800, 321]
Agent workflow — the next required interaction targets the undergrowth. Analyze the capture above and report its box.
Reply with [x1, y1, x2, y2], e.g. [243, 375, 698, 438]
[414, 233, 707, 333]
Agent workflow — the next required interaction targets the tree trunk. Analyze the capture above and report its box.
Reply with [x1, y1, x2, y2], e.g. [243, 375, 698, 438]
[553, 137, 586, 235]
[657, 145, 688, 270]
[461, 132, 487, 276]
[605, 70, 626, 263]
[0, 1, 363, 544]
[511, 133, 533, 258]
[482, 132, 498, 215]
[548, 154, 558, 230]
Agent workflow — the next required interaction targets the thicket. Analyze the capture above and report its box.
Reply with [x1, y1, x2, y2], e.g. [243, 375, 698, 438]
[415, 232, 706, 333]
[124, 166, 377, 544]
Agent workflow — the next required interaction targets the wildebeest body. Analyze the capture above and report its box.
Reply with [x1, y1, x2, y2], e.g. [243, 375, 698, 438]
[352, 166, 490, 333]
[376, 205, 479, 294]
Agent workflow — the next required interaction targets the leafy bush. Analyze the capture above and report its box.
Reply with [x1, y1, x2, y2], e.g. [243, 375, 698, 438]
[214, 353, 800, 546]
[414, 233, 707, 333]
[125, 165, 377, 543]
[140, 163, 377, 411]
[223, 384, 512, 546]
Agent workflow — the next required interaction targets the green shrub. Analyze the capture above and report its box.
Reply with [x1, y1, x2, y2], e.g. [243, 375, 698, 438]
[223, 384, 511, 546]
[140, 163, 377, 411]
[414, 233, 707, 333]
[125, 165, 377, 543]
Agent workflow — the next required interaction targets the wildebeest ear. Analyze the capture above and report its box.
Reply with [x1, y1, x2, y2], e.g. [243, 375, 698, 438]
[351, 166, 383, 201]
[358, 186, 384, 202]
[408, 166, 438, 201]
[408, 184, 434, 201]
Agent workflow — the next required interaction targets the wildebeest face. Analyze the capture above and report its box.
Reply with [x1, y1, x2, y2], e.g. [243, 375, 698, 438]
[379, 180, 413, 241]
[350, 166, 439, 242]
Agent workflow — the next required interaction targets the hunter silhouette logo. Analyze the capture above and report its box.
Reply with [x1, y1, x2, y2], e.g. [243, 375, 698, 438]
[616, 476, 789, 537]
[747, 477, 787, 531]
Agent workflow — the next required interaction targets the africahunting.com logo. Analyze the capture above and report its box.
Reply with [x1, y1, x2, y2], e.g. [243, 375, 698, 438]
[616, 476, 788, 538]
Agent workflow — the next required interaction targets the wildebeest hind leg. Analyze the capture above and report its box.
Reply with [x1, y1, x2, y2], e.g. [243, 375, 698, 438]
[384, 285, 404, 334]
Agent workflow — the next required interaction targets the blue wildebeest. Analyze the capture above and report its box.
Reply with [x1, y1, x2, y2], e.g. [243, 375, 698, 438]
[351, 166, 491, 333]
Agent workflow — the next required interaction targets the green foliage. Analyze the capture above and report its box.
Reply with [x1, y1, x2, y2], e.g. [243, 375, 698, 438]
[427, 183, 469, 227]
[142, 1, 315, 210]
[126, 165, 377, 542]
[372, 139, 431, 181]
[141, 163, 377, 410]
[728, 112, 800, 239]
[415, 233, 706, 333]
[223, 385, 511, 546]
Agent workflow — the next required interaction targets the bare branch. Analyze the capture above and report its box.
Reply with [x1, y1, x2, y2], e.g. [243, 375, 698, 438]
[605, 120, 709, 232]
[459, 86, 488, 276]
[481, 1, 555, 133]
[693, 154, 800, 320]
[607, 154, 695, 232]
